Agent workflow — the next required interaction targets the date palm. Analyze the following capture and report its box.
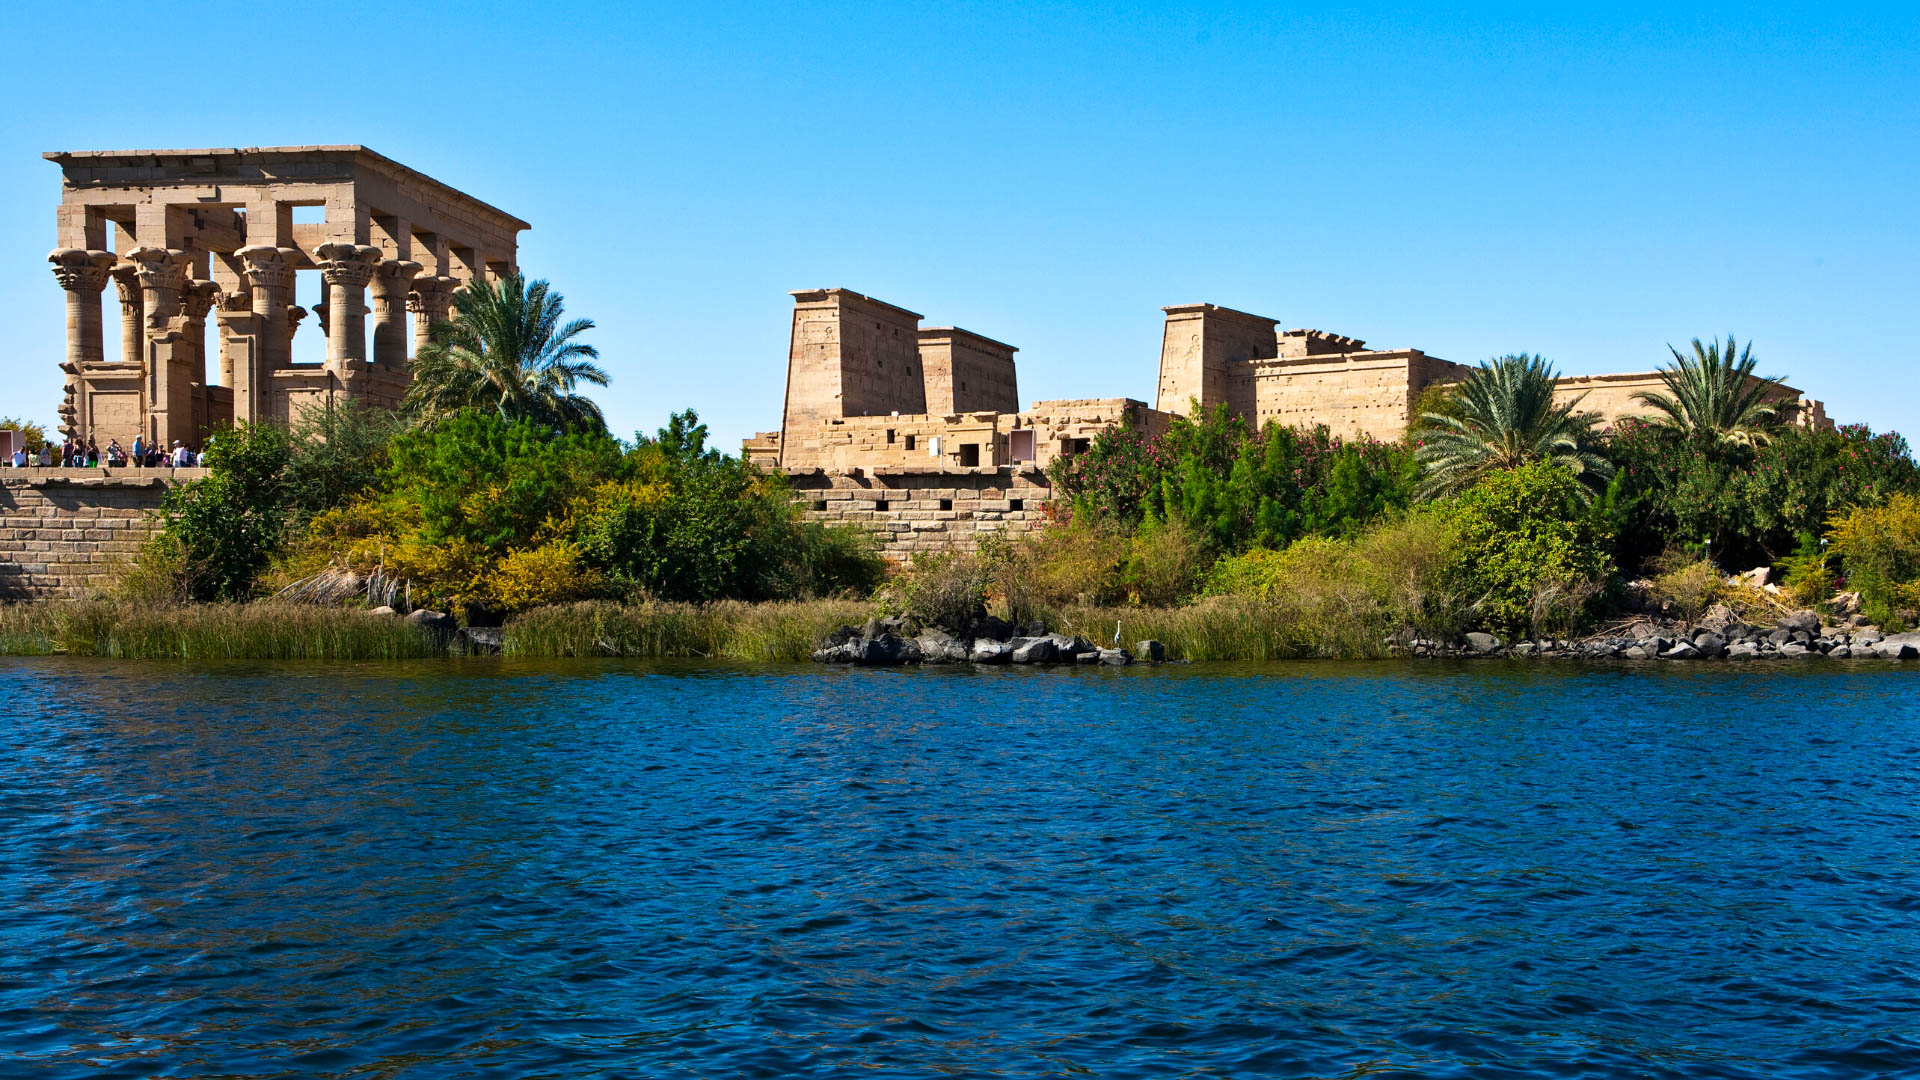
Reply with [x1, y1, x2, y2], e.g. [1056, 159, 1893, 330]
[1414, 353, 1612, 502]
[405, 272, 610, 432]
[1632, 335, 1784, 447]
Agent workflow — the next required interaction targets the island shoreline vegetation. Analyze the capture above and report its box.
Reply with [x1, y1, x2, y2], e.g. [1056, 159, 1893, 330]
[7, 282, 1920, 664]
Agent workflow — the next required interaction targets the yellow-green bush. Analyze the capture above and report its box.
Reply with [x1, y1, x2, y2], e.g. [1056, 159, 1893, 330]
[1827, 492, 1920, 627]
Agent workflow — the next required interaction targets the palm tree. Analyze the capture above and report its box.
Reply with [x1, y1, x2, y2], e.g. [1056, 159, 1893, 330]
[1414, 353, 1612, 502]
[1632, 335, 1784, 446]
[404, 272, 610, 432]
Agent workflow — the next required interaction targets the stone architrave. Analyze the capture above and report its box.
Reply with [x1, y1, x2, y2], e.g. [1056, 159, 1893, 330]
[108, 264, 144, 366]
[122, 247, 194, 448]
[369, 258, 422, 369]
[48, 248, 115, 437]
[406, 274, 460, 356]
[313, 243, 381, 382]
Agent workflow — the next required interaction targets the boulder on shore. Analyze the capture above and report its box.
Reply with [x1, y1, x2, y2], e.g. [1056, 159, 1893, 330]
[1134, 640, 1166, 662]
[1010, 637, 1058, 664]
[1464, 632, 1503, 655]
[970, 638, 1013, 663]
[405, 608, 456, 635]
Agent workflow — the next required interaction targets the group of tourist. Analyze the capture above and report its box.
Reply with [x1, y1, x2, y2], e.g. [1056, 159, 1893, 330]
[7, 435, 201, 469]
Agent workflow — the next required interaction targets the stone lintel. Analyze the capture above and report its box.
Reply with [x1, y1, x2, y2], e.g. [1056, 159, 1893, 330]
[789, 287, 924, 323]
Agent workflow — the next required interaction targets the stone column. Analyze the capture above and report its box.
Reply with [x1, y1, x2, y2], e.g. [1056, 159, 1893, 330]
[369, 258, 422, 369]
[180, 281, 220, 382]
[124, 247, 192, 449]
[313, 243, 381, 391]
[235, 246, 301, 426]
[406, 274, 460, 355]
[48, 249, 115, 438]
[109, 264, 144, 366]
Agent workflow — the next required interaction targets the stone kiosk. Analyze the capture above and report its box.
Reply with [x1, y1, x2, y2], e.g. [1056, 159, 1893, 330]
[45, 146, 528, 449]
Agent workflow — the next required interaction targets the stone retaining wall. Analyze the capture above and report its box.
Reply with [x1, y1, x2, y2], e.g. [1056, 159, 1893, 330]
[785, 467, 1052, 560]
[0, 469, 202, 601]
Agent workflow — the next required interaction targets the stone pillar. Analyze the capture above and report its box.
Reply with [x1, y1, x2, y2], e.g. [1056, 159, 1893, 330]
[406, 274, 460, 355]
[124, 247, 193, 448]
[235, 246, 301, 426]
[369, 258, 422, 369]
[313, 243, 380, 390]
[109, 264, 144, 366]
[48, 249, 115, 438]
[180, 281, 220, 383]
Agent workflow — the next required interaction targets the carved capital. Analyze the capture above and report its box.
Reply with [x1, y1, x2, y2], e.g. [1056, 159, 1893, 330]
[237, 245, 302, 291]
[407, 274, 460, 315]
[109, 264, 142, 307]
[180, 280, 221, 320]
[287, 304, 309, 340]
[313, 242, 382, 289]
[123, 246, 192, 292]
[48, 248, 116, 293]
[370, 258, 423, 297]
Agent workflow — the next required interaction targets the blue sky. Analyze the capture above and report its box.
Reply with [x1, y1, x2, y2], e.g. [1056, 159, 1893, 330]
[3, 2, 1916, 446]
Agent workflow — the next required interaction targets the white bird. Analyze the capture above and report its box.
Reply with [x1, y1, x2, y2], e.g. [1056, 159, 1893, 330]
[1113, 620, 1122, 646]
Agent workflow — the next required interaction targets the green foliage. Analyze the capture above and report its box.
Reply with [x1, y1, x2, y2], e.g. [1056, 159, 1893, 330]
[1, 417, 49, 453]
[159, 423, 293, 601]
[1827, 493, 1920, 628]
[281, 398, 400, 524]
[1050, 404, 1415, 551]
[1776, 532, 1835, 608]
[1609, 419, 1920, 570]
[1413, 353, 1612, 502]
[1633, 335, 1785, 447]
[405, 272, 611, 432]
[388, 409, 622, 552]
[1438, 461, 1611, 637]
[576, 411, 883, 602]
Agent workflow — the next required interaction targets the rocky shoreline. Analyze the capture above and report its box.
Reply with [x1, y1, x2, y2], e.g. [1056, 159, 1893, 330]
[812, 606, 1920, 666]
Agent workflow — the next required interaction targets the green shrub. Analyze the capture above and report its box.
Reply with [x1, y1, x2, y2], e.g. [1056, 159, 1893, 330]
[1439, 461, 1612, 637]
[159, 423, 294, 601]
[1827, 493, 1920, 627]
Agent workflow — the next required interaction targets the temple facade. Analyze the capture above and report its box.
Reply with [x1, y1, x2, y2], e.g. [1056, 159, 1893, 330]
[752, 289, 1837, 560]
[45, 146, 527, 449]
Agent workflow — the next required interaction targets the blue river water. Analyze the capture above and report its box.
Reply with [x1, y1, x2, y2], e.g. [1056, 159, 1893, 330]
[4, 657, 1920, 1078]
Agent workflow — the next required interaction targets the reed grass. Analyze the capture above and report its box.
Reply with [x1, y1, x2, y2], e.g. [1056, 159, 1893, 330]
[1052, 595, 1393, 661]
[502, 599, 877, 661]
[0, 600, 443, 660]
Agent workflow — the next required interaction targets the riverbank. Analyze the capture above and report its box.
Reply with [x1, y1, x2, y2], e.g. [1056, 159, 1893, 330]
[0, 597, 1909, 664]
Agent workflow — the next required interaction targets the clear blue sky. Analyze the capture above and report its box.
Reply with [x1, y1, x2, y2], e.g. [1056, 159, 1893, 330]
[3, 2, 1916, 446]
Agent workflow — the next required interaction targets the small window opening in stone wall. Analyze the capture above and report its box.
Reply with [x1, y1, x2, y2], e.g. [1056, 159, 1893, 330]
[959, 444, 980, 467]
[886, 429, 896, 444]
[875, 500, 890, 512]
[905, 434, 916, 451]
[940, 499, 953, 511]
[1010, 499, 1025, 512]
[813, 500, 828, 511]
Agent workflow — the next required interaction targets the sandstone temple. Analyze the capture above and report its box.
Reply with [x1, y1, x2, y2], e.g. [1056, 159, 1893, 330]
[44, 146, 525, 449]
[750, 290, 1830, 559]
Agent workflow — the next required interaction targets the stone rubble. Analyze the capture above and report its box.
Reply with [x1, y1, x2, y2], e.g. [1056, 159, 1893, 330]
[813, 615, 1161, 668]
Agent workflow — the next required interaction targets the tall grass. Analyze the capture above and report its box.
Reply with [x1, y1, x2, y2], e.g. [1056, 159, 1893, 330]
[0, 601, 443, 660]
[1053, 596, 1394, 661]
[502, 599, 876, 661]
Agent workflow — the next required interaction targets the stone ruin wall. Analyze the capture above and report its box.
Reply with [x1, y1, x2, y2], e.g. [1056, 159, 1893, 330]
[919, 328, 1019, 416]
[785, 470, 1053, 560]
[0, 472, 189, 601]
[1554, 371, 1832, 432]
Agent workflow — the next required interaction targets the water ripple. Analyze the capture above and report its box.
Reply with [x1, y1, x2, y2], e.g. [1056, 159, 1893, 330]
[2, 657, 1919, 1077]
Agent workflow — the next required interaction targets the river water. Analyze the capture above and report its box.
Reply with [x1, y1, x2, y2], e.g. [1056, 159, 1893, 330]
[4, 657, 1919, 1078]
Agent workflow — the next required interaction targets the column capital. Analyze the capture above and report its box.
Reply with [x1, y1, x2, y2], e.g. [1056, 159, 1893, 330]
[287, 304, 309, 340]
[314, 242, 382, 288]
[108, 263, 142, 306]
[371, 258, 423, 297]
[48, 248, 116, 292]
[123, 246, 192, 291]
[237, 245, 303, 290]
[407, 274, 461, 313]
[180, 280, 222, 320]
